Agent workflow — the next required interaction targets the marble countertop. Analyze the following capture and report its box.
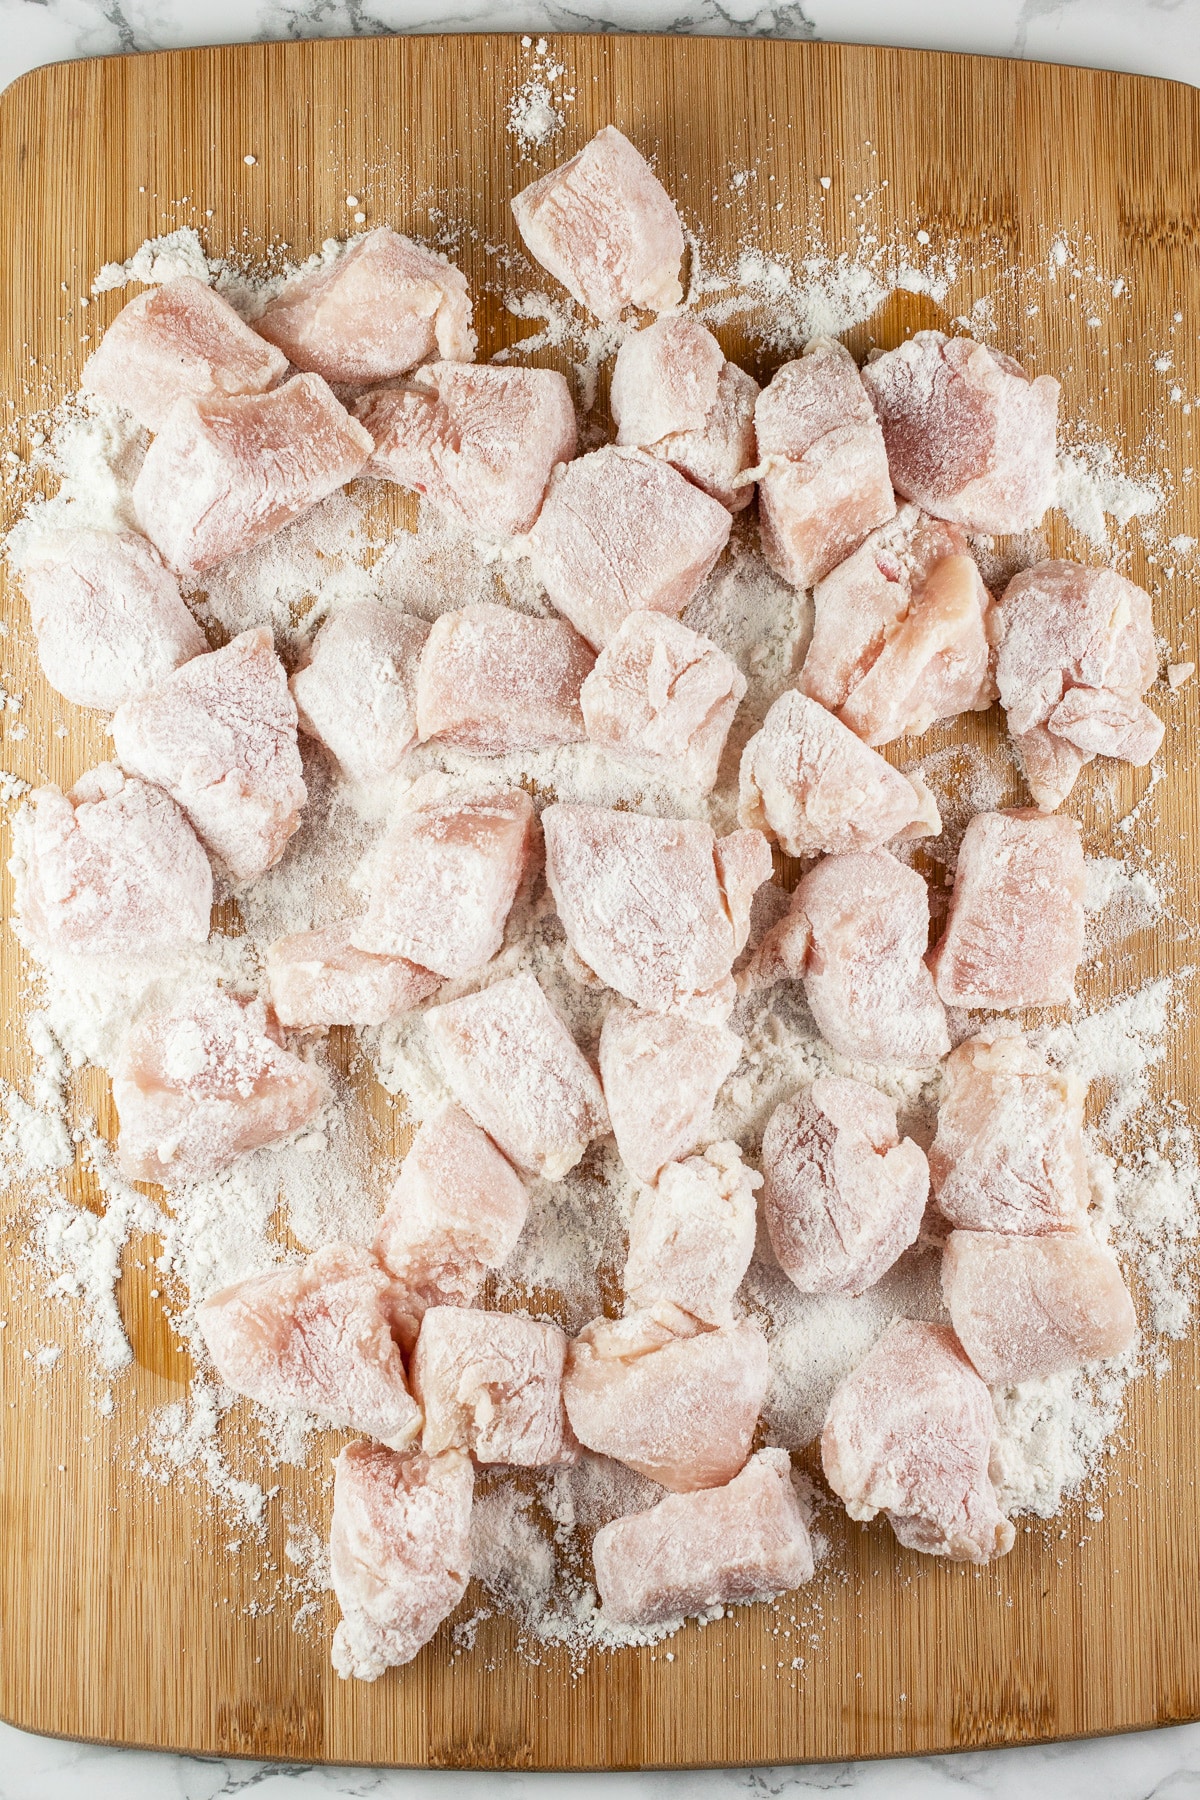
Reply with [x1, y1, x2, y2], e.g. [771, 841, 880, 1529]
[2, 0, 1199, 1792]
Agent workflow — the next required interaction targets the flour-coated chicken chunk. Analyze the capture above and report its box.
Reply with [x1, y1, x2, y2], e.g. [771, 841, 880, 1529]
[528, 446, 732, 650]
[593, 1448, 813, 1626]
[415, 603, 593, 755]
[82, 276, 287, 431]
[928, 809, 1085, 1010]
[255, 229, 475, 384]
[113, 989, 327, 1184]
[611, 315, 758, 509]
[412, 1306, 576, 1466]
[599, 1007, 742, 1185]
[425, 972, 609, 1181]
[861, 331, 1059, 534]
[624, 1141, 760, 1325]
[762, 1078, 928, 1295]
[821, 1319, 1014, 1562]
[581, 610, 745, 792]
[16, 764, 212, 955]
[133, 374, 372, 576]
[330, 1442, 474, 1681]
[19, 529, 207, 711]
[266, 923, 440, 1030]
[511, 125, 685, 320]
[754, 338, 896, 591]
[290, 602, 429, 784]
[112, 626, 306, 883]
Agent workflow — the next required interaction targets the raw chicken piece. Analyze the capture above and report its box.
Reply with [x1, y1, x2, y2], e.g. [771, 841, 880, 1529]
[290, 602, 429, 784]
[412, 1307, 576, 1466]
[111, 626, 306, 883]
[761, 1078, 929, 1295]
[821, 1320, 1014, 1562]
[543, 805, 771, 1016]
[18, 529, 207, 710]
[197, 1243, 422, 1448]
[356, 362, 576, 538]
[861, 331, 1059, 534]
[330, 1442, 474, 1681]
[265, 923, 440, 1030]
[624, 1141, 760, 1325]
[930, 1030, 1090, 1234]
[714, 829, 776, 956]
[562, 1307, 770, 1492]
[351, 788, 534, 978]
[754, 339, 896, 590]
[415, 604, 593, 755]
[82, 276, 288, 431]
[995, 561, 1163, 809]
[511, 125, 685, 320]
[593, 1448, 814, 1626]
[928, 809, 1085, 1010]
[16, 764, 212, 955]
[374, 1103, 529, 1334]
[580, 611, 746, 792]
[255, 229, 475, 385]
[736, 885, 815, 993]
[737, 688, 941, 858]
[598, 1007, 742, 1184]
[610, 316, 759, 510]
[113, 990, 327, 1184]
[942, 1230, 1137, 1384]
[528, 446, 733, 651]
[838, 553, 995, 747]
[793, 849, 949, 1066]
[799, 504, 967, 713]
[133, 374, 373, 576]
[425, 972, 609, 1181]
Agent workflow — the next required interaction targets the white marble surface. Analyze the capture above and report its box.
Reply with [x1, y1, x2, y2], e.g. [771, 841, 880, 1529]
[2, 0, 1199, 1792]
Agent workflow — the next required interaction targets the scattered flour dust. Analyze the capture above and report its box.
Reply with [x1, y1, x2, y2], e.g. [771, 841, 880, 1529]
[0, 193, 1195, 1664]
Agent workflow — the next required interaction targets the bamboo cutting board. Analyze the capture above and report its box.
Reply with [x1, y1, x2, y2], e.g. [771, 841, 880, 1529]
[1, 32, 1199, 1770]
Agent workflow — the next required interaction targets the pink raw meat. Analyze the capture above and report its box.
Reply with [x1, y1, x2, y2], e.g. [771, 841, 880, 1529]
[111, 626, 306, 883]
[543, 804, 772, 1016]
[290, 602, 429, 784]
[799, 504, 967, 714]
[16, 764, 212, 955]
[821, 1319, 1014, 1562]
[425, 972, 609, 1180]
[624, 1140, 760, 1325]
[861, 331, 1059, 533]
[793, 849, 950, 1066]
[598, 1007, 742, 1184]
[197, 1243, 422, 1447]
[611, 316, 759, 510]
[351, 788, 534, 977]
[761, 1077, 929, 1295]
[330, 1442, 474, 1681]
[930, 1029, 1089, 1234]
[754, 338, 896, 590]
[580, 610, 746, 792]
[133, 374, 373, 576]
[82, 276, 288, 431]
[415, 604, 593, 754]
[375, 1103, 528, 1339]
[928, 809, 1085, 1010]
[593, 1447, 813, 1626]
[356, 361, 576, 538]
[266, 922, 440, 1030]
[942, 1230, 1137, 1384]
[255, 229, 475, 384]
[412, 1306, 576, 1466]
[113, 989, 327, 1184]
[511, 125, 685, 320]
[19, 529, 207, 710]
[837, 553, 995, 747]
[528, 446, 733, 651]
[995, 561, 1162, 809]
[562, 1307, 770, 1492]
[737, 688, 941, 858]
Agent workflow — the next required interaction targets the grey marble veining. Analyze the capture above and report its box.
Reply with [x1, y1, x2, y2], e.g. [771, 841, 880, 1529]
[2, 0, 1199, 1792]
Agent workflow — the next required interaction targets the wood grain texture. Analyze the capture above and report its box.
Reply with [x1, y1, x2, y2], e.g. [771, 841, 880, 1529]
[1, 32, 1199, 1770]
